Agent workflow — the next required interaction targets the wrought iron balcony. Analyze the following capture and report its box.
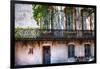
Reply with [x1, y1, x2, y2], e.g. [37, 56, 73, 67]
[15, 29, 94, 40]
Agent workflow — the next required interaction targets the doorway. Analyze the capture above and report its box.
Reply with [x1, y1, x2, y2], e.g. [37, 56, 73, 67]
[43, 46, 51, 64]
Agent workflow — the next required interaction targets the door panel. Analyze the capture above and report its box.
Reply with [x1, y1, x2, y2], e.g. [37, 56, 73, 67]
[43, 46, 51, 64]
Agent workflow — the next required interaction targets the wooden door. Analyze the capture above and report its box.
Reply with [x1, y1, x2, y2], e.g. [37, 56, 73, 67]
[43, 46, 51, 64]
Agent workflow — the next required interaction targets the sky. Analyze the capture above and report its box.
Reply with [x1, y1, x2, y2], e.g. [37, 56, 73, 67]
[15, 4, 39, 28]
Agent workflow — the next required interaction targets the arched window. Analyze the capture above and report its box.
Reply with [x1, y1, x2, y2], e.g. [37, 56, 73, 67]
[68, 44, 75, 58]
[84, 44, 91, 57]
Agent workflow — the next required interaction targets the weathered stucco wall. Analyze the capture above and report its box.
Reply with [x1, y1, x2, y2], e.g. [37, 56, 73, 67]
[51, 43, 68, 63]
[15, 41, 95, 65]
[15, 42, 42, 65]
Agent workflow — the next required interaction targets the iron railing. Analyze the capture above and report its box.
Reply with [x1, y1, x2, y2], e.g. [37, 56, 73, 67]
[15, 29, 94, 39]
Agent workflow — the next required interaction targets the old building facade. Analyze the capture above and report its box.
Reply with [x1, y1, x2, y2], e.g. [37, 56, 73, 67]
[15, 4, 95, 65]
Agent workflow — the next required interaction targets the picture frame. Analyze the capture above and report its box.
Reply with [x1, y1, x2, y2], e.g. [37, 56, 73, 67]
[10, 0, 96, 68]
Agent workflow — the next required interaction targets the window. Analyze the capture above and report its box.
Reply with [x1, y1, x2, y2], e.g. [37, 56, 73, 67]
[43, 10, 49, 30]
[82, 8, 95, 30]
[68, 44, 75, 58]
[84, 44, 91, 57]
[91, 13, 94, 30]
[83, 14, 87, 30]
[66, 7, 73, 31]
